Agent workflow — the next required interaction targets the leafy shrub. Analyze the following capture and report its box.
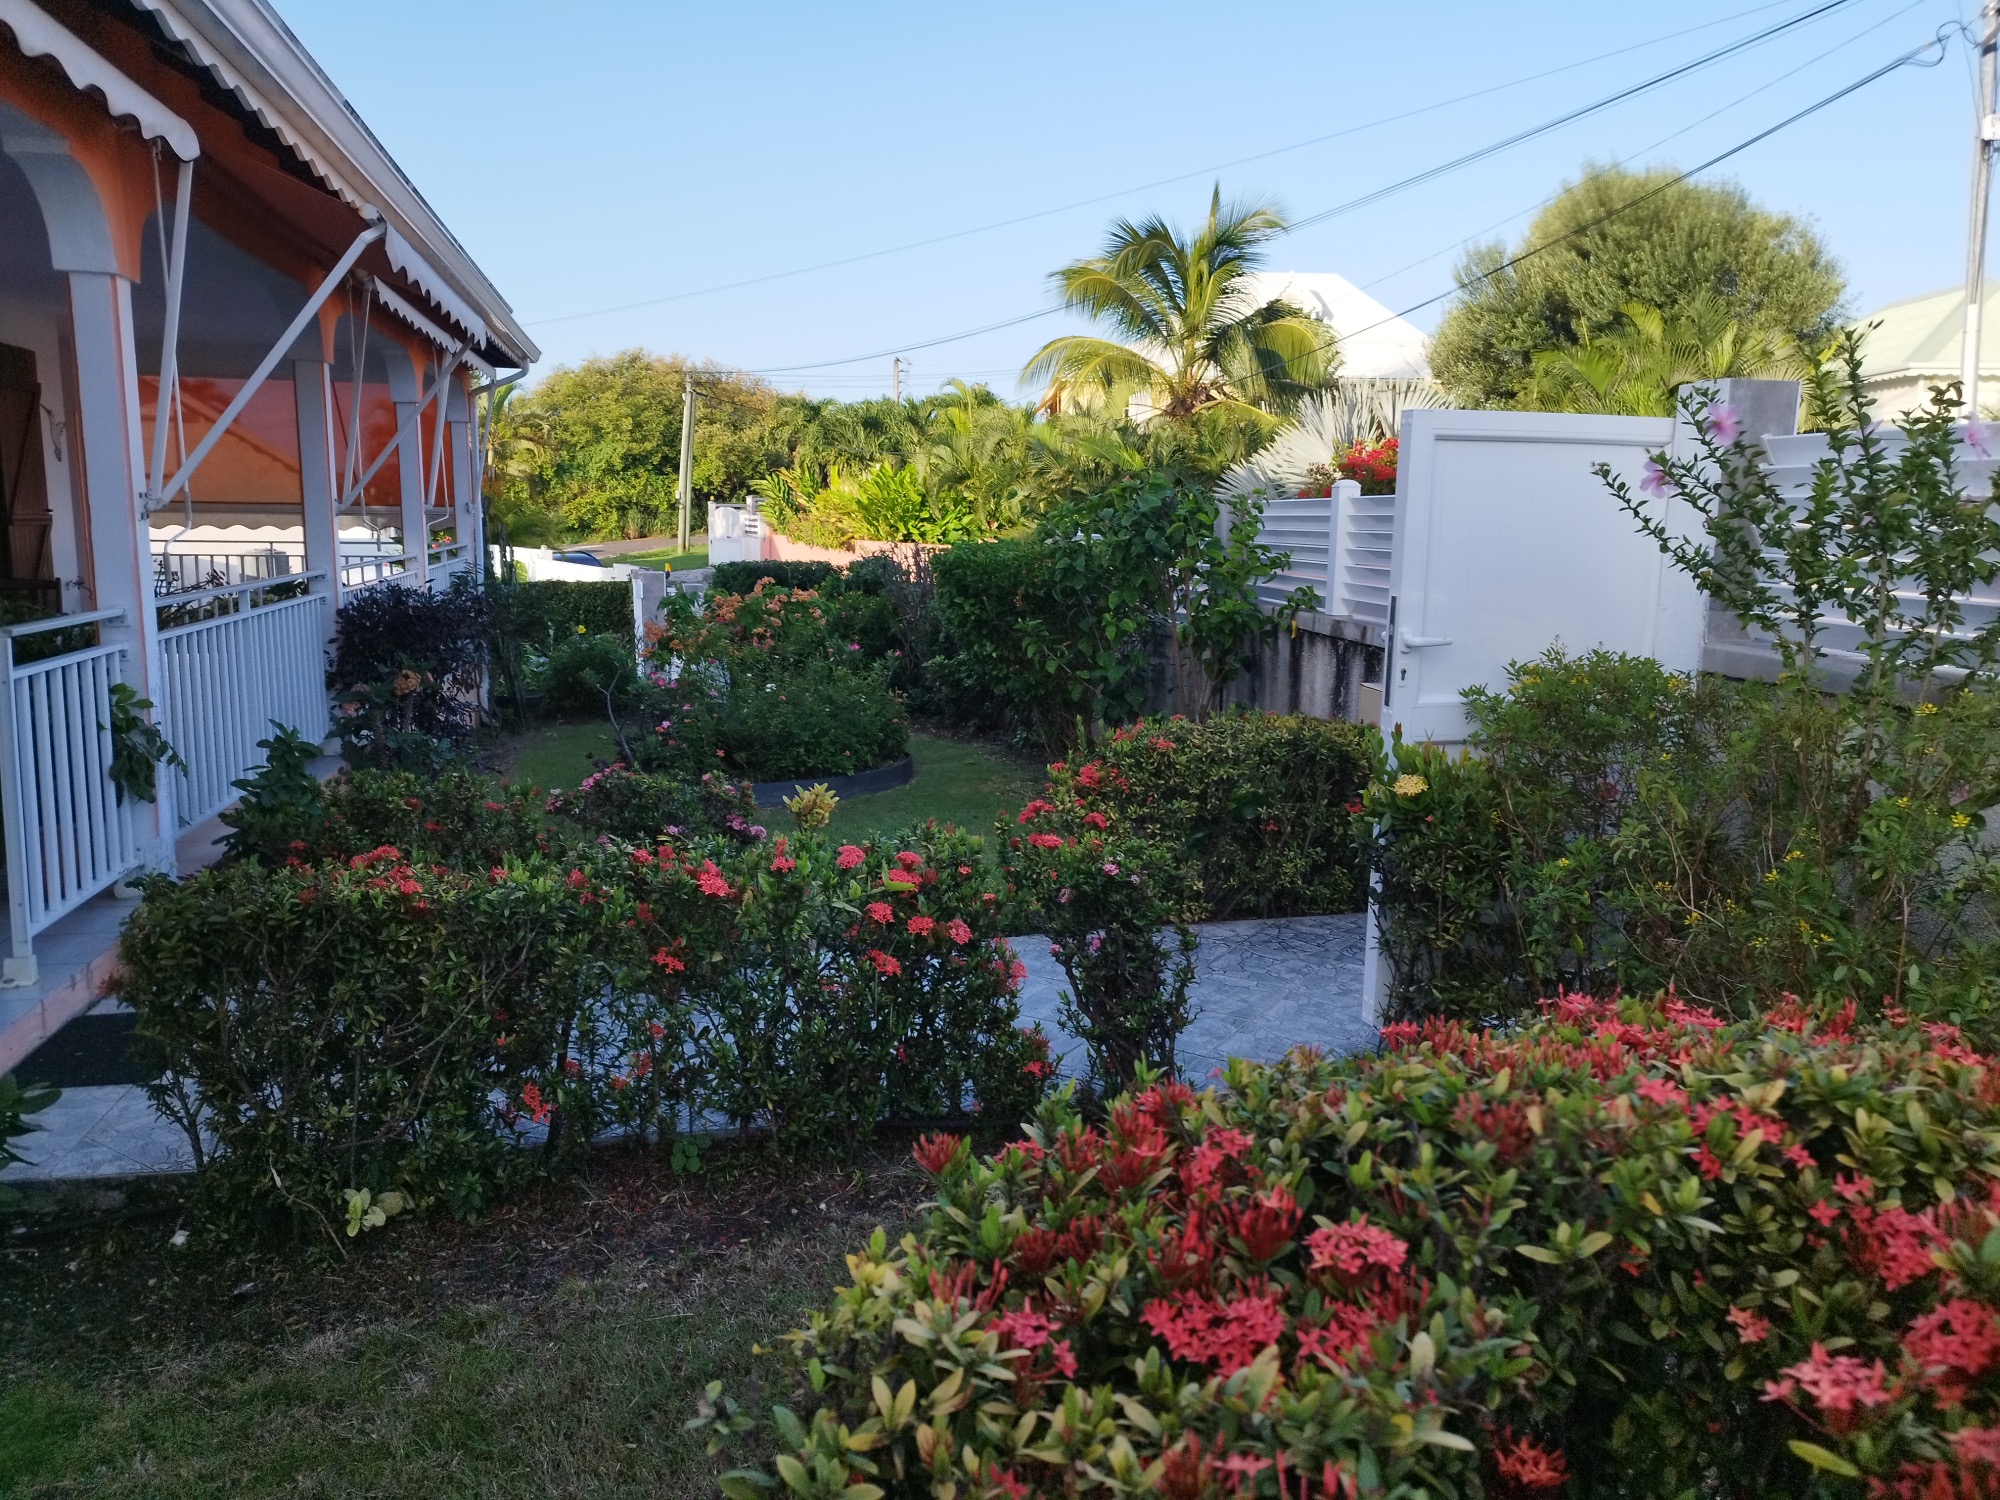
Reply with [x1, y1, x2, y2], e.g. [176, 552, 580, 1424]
[1002, 785, 1195, 1094]
[490, 577, 631, 641]
[529, 629, 641, 717]
[0, 1073, 58, 1210]
[225, 756, 551, 871]
[702, 995, 2000, 1498]
[545, 765, 765, 843]
[1083, 713, 1372, 919]
[1371, 350, 2000, 1027]
[331, 577, 489, 770]
[120, 820, 1047, 1238]
[485, 576, 633, 723]
[932, 473, 1311, 748]
[709, 561, 842, 596]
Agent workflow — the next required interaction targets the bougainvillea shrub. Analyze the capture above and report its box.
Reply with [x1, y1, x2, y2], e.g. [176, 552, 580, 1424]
[699, 995, 2000, 1498]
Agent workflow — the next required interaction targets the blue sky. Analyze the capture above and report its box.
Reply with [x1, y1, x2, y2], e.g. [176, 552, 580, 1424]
[278, 0, 1981, 399]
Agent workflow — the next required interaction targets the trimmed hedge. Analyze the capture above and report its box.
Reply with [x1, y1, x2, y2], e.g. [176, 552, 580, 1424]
[703, 994, 2000, 1498]
[710, 560, 844, 596]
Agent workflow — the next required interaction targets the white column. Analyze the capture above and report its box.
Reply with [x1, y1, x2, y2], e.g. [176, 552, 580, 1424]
[394, 396, 427, 588]
[293, 359, 341, 625]
[67, 269, 174, 869]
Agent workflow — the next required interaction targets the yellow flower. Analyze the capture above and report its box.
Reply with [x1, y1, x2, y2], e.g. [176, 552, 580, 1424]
[1556, 858, 1570, 869]
[1917, 702, 1939, 716]
[1784, 850, 1804, 863]
[1393, 774, 1429, 797]
[1953, 813, 1973, 829]
[576, 623, 587, 635]
[1896, 796, 1912, 808]
[1765, 869, 1780, 883]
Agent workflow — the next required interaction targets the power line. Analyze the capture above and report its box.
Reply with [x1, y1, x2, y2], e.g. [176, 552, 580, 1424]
[523, 0, 1852, 329]
[747, 28, 1950, 393]
[1336, 31, 1955, 346]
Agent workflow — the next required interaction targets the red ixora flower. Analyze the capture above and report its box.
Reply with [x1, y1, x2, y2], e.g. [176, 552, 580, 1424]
[1027, 832, 1063, 850]
[906, 915, 936, 937]
[1140, 1284, 1286, 1374]
[867, 948, 902, 977]
[1764, 1343, 1896, 1418]
[1903, 1298, 2000, 1402]
[912, 1132, 963, 1174]
[835, 844, 866, 870]
[1728, 1306, 1773, 1344]
[1305, 1216, 1409, 1285]
[946, 917, 972, 946]
[864, 900, 894, 924]
[520, 1082, 553, 1125]
[894, 850, 924, 870]
[1492, 1430, 1568, 1491]
[1227, 1185, 1302, 1261]
[652, 949, 686, 973]
[694, 861, 733, 898]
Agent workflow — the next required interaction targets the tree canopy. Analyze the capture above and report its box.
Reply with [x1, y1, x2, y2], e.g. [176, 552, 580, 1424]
[1429, 166, 1847, 410]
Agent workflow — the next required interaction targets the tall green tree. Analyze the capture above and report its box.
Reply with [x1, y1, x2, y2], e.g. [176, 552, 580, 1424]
[1523, 297, 1810, 417]
[489, 352, 783, 541]
[1022, 187, 1337, 421]
[1430, 165, 1846, 410]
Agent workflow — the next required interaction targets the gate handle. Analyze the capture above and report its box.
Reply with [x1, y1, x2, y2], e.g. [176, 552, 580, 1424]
[1400, 633, 1453, 649]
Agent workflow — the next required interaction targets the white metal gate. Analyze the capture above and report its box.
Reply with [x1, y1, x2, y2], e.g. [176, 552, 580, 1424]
[156, 576, 331, 829]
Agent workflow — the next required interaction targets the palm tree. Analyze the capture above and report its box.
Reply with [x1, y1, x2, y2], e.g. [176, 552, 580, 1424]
[1022, 187, 1336, 422]
[1524, 297, 1809, 417]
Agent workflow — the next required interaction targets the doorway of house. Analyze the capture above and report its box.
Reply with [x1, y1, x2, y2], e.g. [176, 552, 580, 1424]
[0, 341, 57, 618]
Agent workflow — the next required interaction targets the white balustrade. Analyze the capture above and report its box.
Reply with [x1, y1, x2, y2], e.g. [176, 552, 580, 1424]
[0, 610, 139, 984]
[155, 575, 331, 829]
[153, 544, 302, 596]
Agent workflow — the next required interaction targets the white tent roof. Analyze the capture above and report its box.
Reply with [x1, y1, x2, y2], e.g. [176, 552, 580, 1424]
[1239, 271, 1430, 380]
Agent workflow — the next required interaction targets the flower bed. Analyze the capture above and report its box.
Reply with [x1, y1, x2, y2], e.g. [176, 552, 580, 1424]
[701, 994, 2000, 1497]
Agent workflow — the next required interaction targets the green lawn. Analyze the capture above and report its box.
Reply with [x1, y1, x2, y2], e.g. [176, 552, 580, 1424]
[493, 718, 619, 792]
[617, 547, 708, 572]
[825, 732, 1040, 845]
[0, 1151, 920, 1500]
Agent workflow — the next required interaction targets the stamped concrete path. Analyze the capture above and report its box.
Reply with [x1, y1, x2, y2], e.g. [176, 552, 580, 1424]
[3, 914, 1373, 1185]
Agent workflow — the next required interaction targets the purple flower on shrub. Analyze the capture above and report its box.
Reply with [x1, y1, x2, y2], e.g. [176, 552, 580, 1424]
[1639, 460, 1669, 498]
[1706, 404, 1742, 445]
[1967, 421, 1992, 457]
[1102, 862, 1120, 876]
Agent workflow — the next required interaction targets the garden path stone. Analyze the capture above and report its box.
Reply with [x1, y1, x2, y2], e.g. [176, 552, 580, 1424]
[3, 914, 1375, 1183]
[1011, 913, 1374, 1084]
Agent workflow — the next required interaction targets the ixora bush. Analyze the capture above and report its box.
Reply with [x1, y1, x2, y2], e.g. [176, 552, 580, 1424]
[119, 809, 1050, 1239]
[700, 994, 2000, 1498]
[545, 764, 767, 844]
[1368, 345, 2000, 1025]
[1082, 713, 1372, 920]
[634, 582, 909, 783]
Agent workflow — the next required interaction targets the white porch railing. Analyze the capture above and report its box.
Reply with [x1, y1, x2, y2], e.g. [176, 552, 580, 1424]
[340, 551, 413, 590]
[0, 610, 140, 984]
[153, 544, 302, 596]
[156, 575, 331, 829]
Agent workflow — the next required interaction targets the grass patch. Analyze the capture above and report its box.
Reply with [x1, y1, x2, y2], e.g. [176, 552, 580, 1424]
[491, 719, 619, 792]
[826, 732, 1040, 846]
[618, 547, 708, 572]
[0, 1148, 921, 1499]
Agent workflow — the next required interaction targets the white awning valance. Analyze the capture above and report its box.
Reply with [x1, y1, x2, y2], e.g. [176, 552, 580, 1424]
[385, 227, 490, 348]
[0, 0, 199, 160]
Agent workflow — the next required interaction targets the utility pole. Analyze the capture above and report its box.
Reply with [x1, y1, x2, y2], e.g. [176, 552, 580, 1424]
[676, 370, 696, 555]
[892, 355, 902, 402]
[1964, 0, 2000, 415]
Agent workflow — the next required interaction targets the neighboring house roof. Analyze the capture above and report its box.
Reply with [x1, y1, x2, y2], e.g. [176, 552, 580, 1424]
[125, 0, 538, 370]
[1238, 271, 1430, 380]
[1854, 285, 2000, 386]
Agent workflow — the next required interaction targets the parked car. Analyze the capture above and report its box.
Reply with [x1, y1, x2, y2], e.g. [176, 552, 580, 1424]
[553, 550, 607, 567]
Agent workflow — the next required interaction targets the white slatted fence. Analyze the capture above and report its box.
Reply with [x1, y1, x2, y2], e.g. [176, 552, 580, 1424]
[156, 575, 331, 829]
[0, 610, 139, 980]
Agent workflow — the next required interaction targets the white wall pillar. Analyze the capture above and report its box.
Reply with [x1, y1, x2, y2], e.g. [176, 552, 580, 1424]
[393, 397, 426, 588]
[66, 269, 173, 869]
[293, 359, 341, 661]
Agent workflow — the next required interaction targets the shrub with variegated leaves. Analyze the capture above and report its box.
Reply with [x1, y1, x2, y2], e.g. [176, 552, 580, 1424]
[697, 994, 2000, 1497]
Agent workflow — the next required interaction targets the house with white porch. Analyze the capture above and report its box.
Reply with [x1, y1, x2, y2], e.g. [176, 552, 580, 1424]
[0, 0, 535, 1067]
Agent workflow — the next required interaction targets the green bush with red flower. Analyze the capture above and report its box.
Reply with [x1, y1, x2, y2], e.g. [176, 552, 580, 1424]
[1065, 712, 1372, 921]
[118, 813, 1050, 1241]
[699, 993, 2000, 1498]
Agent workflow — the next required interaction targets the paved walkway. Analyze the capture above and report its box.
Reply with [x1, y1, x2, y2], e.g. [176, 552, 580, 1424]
[3, 914, 1373, 1184]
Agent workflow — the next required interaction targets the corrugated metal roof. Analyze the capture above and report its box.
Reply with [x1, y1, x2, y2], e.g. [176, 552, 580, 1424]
[1854, 285, 2000, 379]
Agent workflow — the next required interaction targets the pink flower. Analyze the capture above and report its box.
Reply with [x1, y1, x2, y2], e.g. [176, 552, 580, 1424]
[1027, 832, 1063, 850]
[1639, 459, 1669, 497]
[1305, 1216, 1408, 1284]
[946, 918, 972, 946]
[907, 915, 936, 937]
[864, 901, 894, 923]
[866, 948, 902, 977]
[1728, 1306, 1772, 1344]
[836, 844, 865, 870]
[1764, 1343, 1894, 1415]
[694, 861, 733, 898]
[1101, 862, 1120, 876]
[1707, 403, 1742, 445]
[1967, 420, 1992, 457]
